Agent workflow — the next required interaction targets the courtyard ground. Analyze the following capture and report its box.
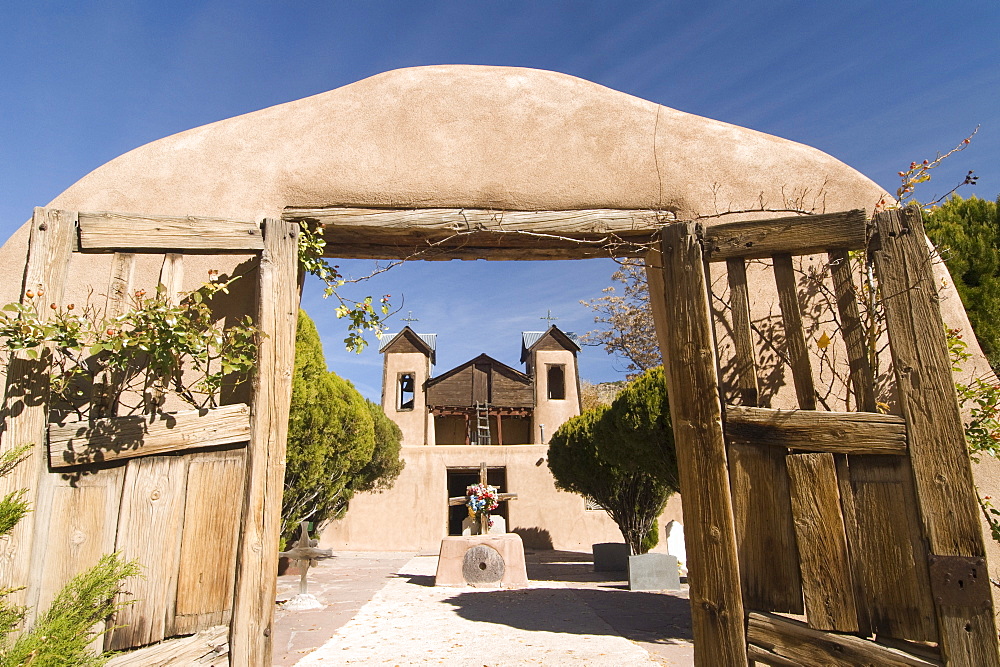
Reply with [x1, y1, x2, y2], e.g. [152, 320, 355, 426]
[273, 549, 694, 666]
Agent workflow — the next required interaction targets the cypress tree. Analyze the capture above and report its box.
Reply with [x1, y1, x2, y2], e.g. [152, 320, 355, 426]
[547, 367, 678, 555]
[282, 310, 402, 544]
[925, 195, 1000, 370]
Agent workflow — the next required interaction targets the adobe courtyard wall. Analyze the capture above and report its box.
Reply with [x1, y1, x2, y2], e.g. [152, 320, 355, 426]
[318, 444, 684, 553]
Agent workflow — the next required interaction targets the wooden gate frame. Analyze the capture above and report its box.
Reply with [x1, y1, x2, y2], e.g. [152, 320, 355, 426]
[649, 206, 1000, 666]
[5, 204, 998, 665]
[2, 209, 298, 665]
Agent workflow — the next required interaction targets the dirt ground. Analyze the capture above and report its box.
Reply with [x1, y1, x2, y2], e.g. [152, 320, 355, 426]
[273, 549, 694, 666]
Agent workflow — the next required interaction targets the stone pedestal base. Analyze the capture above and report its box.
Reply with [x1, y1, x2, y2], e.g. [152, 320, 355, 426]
[434, 534, 529, 589]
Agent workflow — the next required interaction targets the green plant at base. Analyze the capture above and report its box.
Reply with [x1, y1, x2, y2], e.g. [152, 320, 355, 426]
[0, 554, 139, 667]
[0, 445, 138, 666]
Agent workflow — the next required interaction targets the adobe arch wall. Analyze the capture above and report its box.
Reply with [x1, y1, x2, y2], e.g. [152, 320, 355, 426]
[0, 64, 892, 303]
[0, 65, 993, 558]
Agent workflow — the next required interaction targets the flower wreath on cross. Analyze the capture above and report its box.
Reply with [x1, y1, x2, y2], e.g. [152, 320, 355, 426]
[466, 483, 499, 530]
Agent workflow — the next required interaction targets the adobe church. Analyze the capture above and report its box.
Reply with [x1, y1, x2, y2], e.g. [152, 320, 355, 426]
[319, 324, 682, 551]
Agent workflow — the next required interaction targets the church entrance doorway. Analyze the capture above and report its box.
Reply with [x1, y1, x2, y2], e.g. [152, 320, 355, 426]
[446, 466, 508, 535]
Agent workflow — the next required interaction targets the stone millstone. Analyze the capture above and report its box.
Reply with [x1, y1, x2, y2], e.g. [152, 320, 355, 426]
[462, 544, 505, 585]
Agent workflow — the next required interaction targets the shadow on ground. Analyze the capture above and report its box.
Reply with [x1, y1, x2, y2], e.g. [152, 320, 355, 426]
[444, 587, 693, 644]
[523, 549, 626, 583]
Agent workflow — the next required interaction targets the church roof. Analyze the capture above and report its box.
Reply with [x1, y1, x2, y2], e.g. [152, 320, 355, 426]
[521, 326, 580, 363]
[426, 353, 532, 387]
[379, 327, 437, 364]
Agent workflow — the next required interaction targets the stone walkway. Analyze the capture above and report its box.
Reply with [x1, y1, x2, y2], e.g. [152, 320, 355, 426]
[273, 550, 693, 666]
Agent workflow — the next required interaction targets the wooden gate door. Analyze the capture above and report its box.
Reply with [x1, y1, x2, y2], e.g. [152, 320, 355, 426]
[650, 207, 999, 666]
[0, 208, 298, 665]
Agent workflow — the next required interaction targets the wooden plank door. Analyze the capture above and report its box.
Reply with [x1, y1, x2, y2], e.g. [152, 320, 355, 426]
[650, 207, 999, 666]
[0, 209, 297, 665]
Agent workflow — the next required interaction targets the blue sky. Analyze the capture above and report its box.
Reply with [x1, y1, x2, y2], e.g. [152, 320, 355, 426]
[2, 2, 998, 400]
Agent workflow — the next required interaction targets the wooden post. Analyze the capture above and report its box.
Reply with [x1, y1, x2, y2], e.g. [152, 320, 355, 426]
[872, 206, 999, 666]
[652, 223, 747, 666]
[230, 219, 299, 666]
[0, 208, 76, 613]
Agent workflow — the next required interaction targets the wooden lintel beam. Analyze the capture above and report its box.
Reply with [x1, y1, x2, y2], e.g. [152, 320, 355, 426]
[283, 206, 866, 261]
[283, 206, 671, 260]
[48, 403, 251, 468]
[77, 212, 264, 253]
[724, 405, 907, 455]
[430, 407, 532, 416]
[704, 209, 867, 261]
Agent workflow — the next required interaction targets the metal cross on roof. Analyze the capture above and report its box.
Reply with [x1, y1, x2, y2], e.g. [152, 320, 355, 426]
[540, 309, 558, 324]
[401, 311, 419, 325]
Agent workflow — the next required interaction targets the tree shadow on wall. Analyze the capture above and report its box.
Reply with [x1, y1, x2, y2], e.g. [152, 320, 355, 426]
[444, 586, 692, 644]
[511, 526, 553, 550]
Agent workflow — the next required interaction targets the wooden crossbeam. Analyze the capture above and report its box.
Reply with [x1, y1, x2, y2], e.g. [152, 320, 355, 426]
[48, 404, 251, 468]
[724, 405, 907, 455]
[747, 612, 942, 667]
[703, 209, 867, 261]
[77, 211, 264, 252]
[283, 206, 673, 260]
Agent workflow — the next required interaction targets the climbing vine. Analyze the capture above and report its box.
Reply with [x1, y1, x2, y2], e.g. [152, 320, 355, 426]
[0, 276, 258, 417]
[297, 222, 391, 353]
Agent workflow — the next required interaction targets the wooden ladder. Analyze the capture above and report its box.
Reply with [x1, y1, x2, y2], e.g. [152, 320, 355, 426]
[474, 402, 491, 445]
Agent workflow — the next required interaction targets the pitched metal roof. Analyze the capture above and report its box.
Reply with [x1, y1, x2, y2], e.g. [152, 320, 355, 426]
[521, 329, 579, 350]
[379, 328, 437, 364]
[520, 326, 580, 363]
[379, 331, 437, 352]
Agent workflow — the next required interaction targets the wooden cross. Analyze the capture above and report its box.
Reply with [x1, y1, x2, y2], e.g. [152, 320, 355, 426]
[447, 462, 518, 535]
[540, 309, 558, 325]
[401, 311, 419, 325]
[278, 521, 333, 595]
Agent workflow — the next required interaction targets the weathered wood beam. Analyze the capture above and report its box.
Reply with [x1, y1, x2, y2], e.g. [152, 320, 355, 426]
[704, 209, 867, 261]
[105, 624, 228, 666]
[872, 206, 1000, 665]
[284, 206, 672, 260]
[747, 611, 942, 667]
[77, 211, 264, 252]
[284, 206, 671, 234]
[283, 206, 865, 261]
[724, 405, 907, 455]
[48, 403, 251, 468]
[653, 223, 747, 666]
[827, 249, 878, 412]
[229, 218, 299, 666]
[5, 209, 77, 618]
[786, 453, 860, 631]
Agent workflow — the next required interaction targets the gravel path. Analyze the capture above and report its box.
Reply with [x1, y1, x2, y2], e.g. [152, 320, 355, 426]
[294, 555, 661, 666]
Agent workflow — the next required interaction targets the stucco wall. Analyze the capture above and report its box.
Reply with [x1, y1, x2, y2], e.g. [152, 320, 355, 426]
[319, 444, 684, 553]
[531, 349, 580, 444]
[381, 351, 433, 447]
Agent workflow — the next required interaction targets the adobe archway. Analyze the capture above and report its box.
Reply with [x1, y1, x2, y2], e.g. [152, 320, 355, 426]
[0, 66, 994, 665]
